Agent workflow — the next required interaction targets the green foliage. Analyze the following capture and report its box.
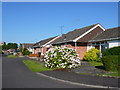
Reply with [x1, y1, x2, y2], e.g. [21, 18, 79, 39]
[2, 42, 7, 50]
[23, 60, 53, 72]
[84, 48, 101, 62]
[102, 46, 120, 56]
[22, 48, 31, 55]
[90, 61, 103, 66]
[7, 43, 18, 49]
[101, 55, 120, 71]
[101, 46, 120, 72]
[2, 42, 18, 50]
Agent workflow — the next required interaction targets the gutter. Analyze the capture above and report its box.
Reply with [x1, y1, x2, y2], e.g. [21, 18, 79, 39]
[89, 37, 120, 42]
[53, 40, 74, 44]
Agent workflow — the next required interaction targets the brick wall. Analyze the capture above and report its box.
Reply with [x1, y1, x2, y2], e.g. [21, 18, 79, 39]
[65, 42, 87, 59]
[76, 45, 87, 59]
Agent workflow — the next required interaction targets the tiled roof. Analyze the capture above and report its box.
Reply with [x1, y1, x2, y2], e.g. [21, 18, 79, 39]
[22, 43, 34, 48]
[33, 36, 59, 47]
[89, 27, 120, 42]
[53, 23, 98, 44]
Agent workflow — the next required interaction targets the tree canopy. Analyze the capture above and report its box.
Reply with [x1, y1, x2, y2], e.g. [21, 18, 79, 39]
[2, 42, 18, 50]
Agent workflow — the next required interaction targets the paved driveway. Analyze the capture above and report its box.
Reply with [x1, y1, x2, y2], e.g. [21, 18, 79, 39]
[2, 55, 91, 88]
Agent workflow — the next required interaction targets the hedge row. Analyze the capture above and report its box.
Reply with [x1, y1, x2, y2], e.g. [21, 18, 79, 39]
[101, 55, 120, 71]
[102, 46, 120, 56]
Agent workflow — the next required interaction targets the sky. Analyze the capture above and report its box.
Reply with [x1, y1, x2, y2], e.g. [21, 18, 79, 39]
[2, 2, 118, 45]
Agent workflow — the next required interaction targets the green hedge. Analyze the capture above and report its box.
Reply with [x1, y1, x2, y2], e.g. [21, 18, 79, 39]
[102, 46, 120, 56]
[101, 55, 120, 71]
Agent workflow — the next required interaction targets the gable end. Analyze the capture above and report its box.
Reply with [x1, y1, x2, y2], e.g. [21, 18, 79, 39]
[73, 24, 105, 42]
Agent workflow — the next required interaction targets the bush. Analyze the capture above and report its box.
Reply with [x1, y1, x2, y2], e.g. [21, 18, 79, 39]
[84, 48, 101, 62]
[102, 46, 120, 56]
[22, 48, 31, 56]
[43, 46, 81, 69]
[101, 55, 120, 71]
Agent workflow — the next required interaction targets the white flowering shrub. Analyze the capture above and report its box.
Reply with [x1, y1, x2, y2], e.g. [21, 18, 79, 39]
[43, 46, 81, 69]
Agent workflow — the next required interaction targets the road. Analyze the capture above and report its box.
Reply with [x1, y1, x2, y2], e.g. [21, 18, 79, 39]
[2, 55, 91, 88]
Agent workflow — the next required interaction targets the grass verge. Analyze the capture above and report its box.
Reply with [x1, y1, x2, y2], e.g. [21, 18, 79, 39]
[7, 55, 17, 58]
[90, 61, 103, 66]
[23, 60, 53, 72]
[102, 72, 120, 77]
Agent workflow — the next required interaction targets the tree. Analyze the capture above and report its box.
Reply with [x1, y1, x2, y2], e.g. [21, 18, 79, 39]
[7, 43, 18, 50]
[2, 42, 18, 50]
[2, 42, 7, 50]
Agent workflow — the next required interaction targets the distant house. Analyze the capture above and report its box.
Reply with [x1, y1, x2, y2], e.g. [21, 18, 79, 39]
[32, 36, 60, 55]
[21, 43, 35, 53]
[53, 23, 106, 59]
[89, 27, 120, 52]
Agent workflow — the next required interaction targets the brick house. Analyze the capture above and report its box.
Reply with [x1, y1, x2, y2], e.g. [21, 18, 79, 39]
[32, 36, 60, 55]
[52, 23, 106, 59]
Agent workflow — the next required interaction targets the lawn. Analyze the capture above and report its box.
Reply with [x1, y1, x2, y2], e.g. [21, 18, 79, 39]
[90, 61, 103, 66]
[97, 72, 120, 77]
[7, 55, 17, 58]
[23, 60, 53, 72]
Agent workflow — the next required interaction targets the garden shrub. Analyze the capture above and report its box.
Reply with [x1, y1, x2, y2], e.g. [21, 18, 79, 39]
[102, 46, 120, 72]
[84, 48, 101, 62]
[102, 46, 120, 56]
[101, 55, 120, 71]
[43, 46, 81, 69]
[22, 48, 31, 56]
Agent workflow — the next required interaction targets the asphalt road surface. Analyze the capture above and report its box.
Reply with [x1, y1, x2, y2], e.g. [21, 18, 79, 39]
[2, 55, 92, 88]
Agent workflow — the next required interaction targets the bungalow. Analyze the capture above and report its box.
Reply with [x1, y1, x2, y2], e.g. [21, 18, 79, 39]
[89, 27, 120, 52]
[32, 35, 60, 55]
[52, 23, 106, 59]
